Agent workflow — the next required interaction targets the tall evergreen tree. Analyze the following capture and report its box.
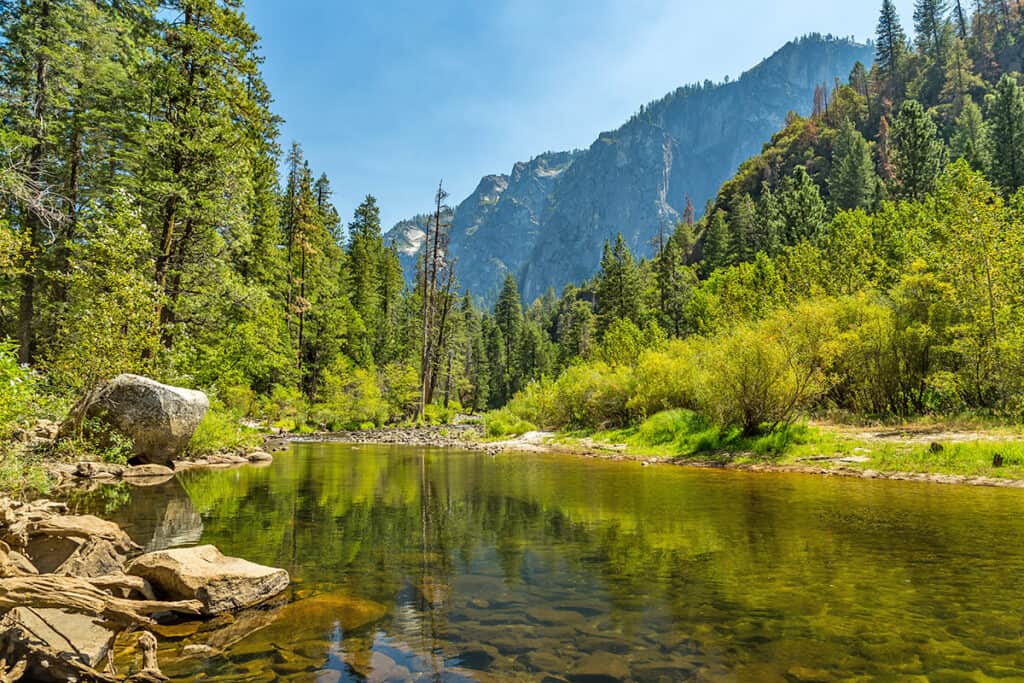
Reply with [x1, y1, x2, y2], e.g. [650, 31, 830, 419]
[987, 74, 1024, 193]
[891, 99, 947, 200]
[830, 120, 878, 211]
[914, 0, 950, 57]
[779, 166, 828, 243]
[494, 273, 522, 369]
[876, 0, 909, 96]
[728, 194, 759, 262]
[950, 95, 990, 170]
[595, 234, 643, 333]
[700, 210, 732, 278]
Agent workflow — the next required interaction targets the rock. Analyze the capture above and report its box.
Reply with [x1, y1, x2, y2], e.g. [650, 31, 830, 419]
[60, 374, 209, 466]
[567, 652, 630, 683]
[126, 544, 289, 615]
[0, 607, 115, 680]
[0, 540, 36, 578]
[275, 591, 386, 633]
[74, 460, 126, 479]
[182, 643, 217, 658]
[54, 537, 131, 578]
[247, 450, 274, 462]
[124, 463, 175, 479]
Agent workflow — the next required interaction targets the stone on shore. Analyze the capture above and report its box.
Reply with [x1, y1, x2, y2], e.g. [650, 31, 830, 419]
[60, 374, 209, 466]
[126, 544, 289, 615]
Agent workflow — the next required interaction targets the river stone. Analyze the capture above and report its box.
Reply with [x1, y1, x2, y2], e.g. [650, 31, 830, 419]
[0, 607, 115, 675]
[124, 463, 175, 479]
[60, 374, 209, 466]
[567, 652, 630, 683]
[126, 544, 289, 615]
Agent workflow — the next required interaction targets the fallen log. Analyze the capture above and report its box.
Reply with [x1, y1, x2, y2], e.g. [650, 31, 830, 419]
[0, 576, 202, 627]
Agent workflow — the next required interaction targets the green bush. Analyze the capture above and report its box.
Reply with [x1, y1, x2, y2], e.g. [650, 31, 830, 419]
[484, 408, 536, 438]
[186, 407, 261, 457]
[0, 341, 41, 441]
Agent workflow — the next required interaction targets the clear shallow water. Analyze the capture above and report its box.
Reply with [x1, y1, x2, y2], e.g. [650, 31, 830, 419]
[71, 443, 1024, 682]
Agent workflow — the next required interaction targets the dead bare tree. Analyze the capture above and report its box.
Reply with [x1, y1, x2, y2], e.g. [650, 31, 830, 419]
[418, 181, 453, 419]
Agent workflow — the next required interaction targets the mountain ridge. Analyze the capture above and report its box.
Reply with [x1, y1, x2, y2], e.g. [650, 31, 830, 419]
[387, 34, 875, 303]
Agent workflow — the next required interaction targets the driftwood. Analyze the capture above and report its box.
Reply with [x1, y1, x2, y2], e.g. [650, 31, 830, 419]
[124, 631, 168, 683]
[0, 658, 26, 683]
[0, 576, 202, 627]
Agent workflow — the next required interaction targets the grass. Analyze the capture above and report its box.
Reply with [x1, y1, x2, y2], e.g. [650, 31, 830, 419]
[563, 409, 813, 462]
[0, 451, 53, 495]
[552, 409, 1024, 480]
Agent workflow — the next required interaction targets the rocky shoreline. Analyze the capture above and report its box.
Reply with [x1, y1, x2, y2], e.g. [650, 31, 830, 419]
[0, 496, 290, 682]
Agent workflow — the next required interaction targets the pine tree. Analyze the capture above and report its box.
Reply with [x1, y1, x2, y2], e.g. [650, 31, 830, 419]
[950, 95, 990, 170]
[595, 234, 643, 333]
[891, 99, 947, 200]
[757, 184, 784, 255]
[830, 120, 878, 211]
[700, 210, 732, 277]
[987, 74, 1024, 193]
[779, 167, 828, 243]
[654, 227, 697, 337]
[914, 0, 950, 57]
[494, 273, 522, 370]
[729, 194, 759, 262]
[876, 0, 909, 95]
[347, 195, 385, 342]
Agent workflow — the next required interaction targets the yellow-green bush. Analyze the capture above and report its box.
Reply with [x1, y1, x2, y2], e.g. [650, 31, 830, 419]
[484, 407, 537, 438]
[186, 406, 262, 456]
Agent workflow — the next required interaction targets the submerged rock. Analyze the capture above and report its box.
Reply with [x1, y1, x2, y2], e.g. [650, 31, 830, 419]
[126, 544, 289, 615]
[60, 374, 209, 466]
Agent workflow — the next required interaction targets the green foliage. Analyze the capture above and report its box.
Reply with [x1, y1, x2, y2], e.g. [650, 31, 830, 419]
[186, 407, 262, 457]
[950, 96, 990, 170]
[0, 341, 40, 441]
[596, 234, 643, 333]
[987, 74, 1024, 193]
[483, 408, 536, 438]
[829, 120, 877, 211]
[891, 100, 948, 201]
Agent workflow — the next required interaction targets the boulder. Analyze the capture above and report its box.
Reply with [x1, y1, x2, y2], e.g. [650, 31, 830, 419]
[126, 545, 289, 615]
[60, 374, 209, 466]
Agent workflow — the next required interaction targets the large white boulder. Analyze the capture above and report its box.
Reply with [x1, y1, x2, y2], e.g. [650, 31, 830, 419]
[60, 374, 209, 465]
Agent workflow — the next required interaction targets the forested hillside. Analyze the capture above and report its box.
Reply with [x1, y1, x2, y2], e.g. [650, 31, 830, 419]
[4, 0, 1024, 468]
[0, 0, 492, 453]
[490, 0, 1024, 443]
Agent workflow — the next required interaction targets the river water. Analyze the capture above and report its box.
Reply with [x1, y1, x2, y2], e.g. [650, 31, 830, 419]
[72, 442, 1024, 681]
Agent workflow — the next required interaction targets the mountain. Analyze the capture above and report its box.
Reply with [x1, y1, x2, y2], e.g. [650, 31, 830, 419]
[387, 35, 875, 303]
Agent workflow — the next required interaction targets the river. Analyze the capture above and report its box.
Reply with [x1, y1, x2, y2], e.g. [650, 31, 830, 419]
[71, 441, 1024, 681]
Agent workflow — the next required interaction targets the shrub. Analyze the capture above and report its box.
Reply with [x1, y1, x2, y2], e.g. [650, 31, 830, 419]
[626, 339, 701, 418]
[484, 408, 536, 438]
[553, 361, 634, 429]
[504, 376, 565, 429]
[0, 341, 40, 441]
[186, 406, 262, 457]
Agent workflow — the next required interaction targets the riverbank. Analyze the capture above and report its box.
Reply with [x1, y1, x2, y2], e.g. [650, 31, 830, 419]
[316, 422, 1024, 489]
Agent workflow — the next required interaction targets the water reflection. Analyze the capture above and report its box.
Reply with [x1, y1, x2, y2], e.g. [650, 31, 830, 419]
[75, 443, 1024, 681]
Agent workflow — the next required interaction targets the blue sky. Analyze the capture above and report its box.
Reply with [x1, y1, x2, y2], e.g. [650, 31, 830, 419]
[244, 1, 914, 230]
